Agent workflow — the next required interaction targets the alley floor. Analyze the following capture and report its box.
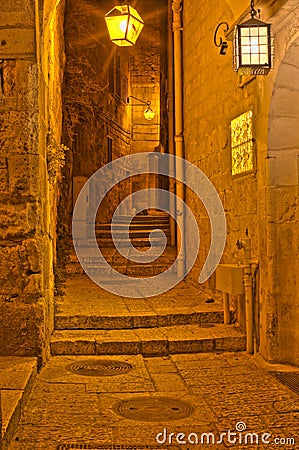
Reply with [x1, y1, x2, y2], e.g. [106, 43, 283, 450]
[8, 352, 299, 450]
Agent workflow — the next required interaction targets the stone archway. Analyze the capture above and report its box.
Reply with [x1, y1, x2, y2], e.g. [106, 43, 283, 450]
[267, 35, 299, 365]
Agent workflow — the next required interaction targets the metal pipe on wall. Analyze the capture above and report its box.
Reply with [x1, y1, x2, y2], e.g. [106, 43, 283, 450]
[237, 237, 254, 354]
[172, 0, 185, 276]
[167, 0, 176, 247]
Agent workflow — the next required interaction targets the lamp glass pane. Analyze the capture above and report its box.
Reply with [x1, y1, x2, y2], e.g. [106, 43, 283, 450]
[240, 28, 250, 36]
[260, 44, 268, 53]
[241, 54, 251, 65]
[250, 37, 259, 54]
[250, 27, 259, 36]
[258, 26, 268, 36]
[260, 54, 269, 64]
[241, 37, 250, 45]
[105, 15, 127, 40]
[241, 45, 251, 54]
[126, 16, 144, 44]
[260, 36, 268, 45]
[251, 54, 259, 64]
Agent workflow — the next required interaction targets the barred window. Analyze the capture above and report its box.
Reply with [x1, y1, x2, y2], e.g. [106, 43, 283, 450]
[231, 110, 254, 176]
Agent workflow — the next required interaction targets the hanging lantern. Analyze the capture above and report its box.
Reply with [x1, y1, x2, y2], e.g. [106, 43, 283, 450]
[144, 102, 155, 121]
[233, 1, 274, 75]
[105, 5, 144, 47]
[127, 96, 156, 121]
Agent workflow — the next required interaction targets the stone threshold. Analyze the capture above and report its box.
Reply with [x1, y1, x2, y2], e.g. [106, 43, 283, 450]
[50, 324, 246, 356]
[0, 357, 37, 450]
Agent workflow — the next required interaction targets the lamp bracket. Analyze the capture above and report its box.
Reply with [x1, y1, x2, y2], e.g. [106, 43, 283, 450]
[127, 95, 151, 106]
[214, 22, 229, 55]
[250, 0, 260, 18]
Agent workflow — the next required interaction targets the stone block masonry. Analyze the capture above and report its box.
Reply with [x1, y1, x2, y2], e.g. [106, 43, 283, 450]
[0, 0, 61, 360]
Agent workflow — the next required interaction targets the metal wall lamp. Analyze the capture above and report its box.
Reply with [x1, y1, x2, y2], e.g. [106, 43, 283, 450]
[127, 95, 156, 121]
[214, 0, 274, 76]
[105, 4, 144, 47]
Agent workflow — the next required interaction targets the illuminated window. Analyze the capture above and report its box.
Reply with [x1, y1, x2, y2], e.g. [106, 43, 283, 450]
[231, 110, 254, 176]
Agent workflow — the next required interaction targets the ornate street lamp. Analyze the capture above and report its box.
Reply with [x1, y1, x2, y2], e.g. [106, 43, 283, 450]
[127, 96, 156, 121]
[214, 1, 274, 76]
[105, 4, 144, 47]
[143, 102, 156, 121]
[127, 95, 156, 120]
[233, 0, 274, 75]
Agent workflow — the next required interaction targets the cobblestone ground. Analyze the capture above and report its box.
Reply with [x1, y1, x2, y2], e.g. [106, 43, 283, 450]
[10, 353, 299, 450]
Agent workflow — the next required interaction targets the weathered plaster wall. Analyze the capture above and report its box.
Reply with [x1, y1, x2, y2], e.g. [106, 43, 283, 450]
[183, 0, 299, 364]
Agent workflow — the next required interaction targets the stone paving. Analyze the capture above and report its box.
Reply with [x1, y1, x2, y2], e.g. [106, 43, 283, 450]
[55, 275, 224, 327]
[52, 276, 246, 357]
[9, 352, 299, 450]
[0, 357, 37, 449]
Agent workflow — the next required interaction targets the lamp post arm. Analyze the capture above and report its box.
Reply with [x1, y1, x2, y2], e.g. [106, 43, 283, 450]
[127, 95, 150, 106]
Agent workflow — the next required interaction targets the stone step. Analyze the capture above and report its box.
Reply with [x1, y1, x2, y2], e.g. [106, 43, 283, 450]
[114, 214, 169, 223]
[55, 309, 225, 330]
[50, 324, 246, 356]
[0, 357, 37, 450]
[66, 263, 175, 276]
[96, 223, 170, 231]
[96, 230, 171, 239]
[66, 246, 176, 275]
[96, 237, 170, 247]
[66, 262, 175, 276]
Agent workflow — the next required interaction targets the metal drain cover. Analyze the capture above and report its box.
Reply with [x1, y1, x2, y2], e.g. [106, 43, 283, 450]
[113, 396, 194, 421]
[66, 360, 133, 377]
[270, 371, 299, 396]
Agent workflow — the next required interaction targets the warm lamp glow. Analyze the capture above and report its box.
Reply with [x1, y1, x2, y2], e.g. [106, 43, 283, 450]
[105, 5, 144, 47]
[127, 96, 156, 121]
[144, 105, 155, 121]
[119, 20, 128, 33]
[233, 17, 273, 75]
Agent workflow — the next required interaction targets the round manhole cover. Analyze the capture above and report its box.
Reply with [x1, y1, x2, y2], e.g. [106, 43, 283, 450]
[113, 396, 194, 421]
[66, 360, 133, 377]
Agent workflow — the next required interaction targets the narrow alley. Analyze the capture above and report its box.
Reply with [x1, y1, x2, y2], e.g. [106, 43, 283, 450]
[0, 0, 299, 449]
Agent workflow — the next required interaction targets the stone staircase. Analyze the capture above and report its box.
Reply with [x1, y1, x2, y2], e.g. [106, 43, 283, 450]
[67, 211, 175, 277]
[95, 211, 171, 248]
[55, 210, 246, 358]
[51, 277, 246, 357]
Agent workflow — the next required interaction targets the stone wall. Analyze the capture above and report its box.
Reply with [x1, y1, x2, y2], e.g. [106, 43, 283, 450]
[183, 0, 299, 364]
[183, 0, 259, 290]
[259, 2, 299, 365]
[0, 0, 65, 361]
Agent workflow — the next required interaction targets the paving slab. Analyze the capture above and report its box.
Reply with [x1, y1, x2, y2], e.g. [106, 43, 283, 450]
[0, 356, 37, 449]
[55, 276, 225, 330]
[8, 352, 299, 450]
